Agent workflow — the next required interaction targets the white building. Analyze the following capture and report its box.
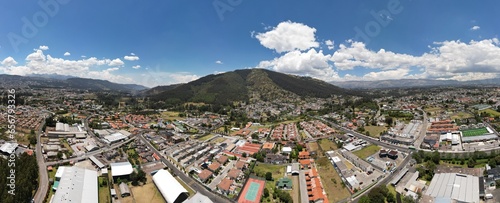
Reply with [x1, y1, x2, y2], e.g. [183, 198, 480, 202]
[110, 161, 133, 180]
[152, 169, 189, 203]
[51, 166, 98, 203]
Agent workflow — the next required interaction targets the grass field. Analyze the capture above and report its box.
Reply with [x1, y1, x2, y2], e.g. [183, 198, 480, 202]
[318, 139, 338, 151]
[364, 126, 386, 138]
[461, 127, 489, 137]
[480, 109, 500, 117]
[46, 168, 57, 201]
[316, 157, 351, 202]
[308, 142, 319, 152]
[451, 111, 473, 120]
[209, 137, 226, 144]
[253, 163, 285, 202]
[98, 177, 111, 203]
[352, 145, 381, 160]
[130, 176, 165, 203]
[197, 134, 215, 141]
[160, 111, 183, 121]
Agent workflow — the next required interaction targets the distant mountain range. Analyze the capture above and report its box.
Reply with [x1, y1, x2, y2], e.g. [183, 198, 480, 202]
[146, 69, 351, 105]
[331, 78, 500, 89]
[0, 74, 148, 92]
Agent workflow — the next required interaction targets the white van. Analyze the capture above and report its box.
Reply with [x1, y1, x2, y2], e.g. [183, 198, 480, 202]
[485, 194, 493, 199]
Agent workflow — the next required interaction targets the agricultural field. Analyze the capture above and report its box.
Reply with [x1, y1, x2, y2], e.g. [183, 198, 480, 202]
[160, 111, 184, 121]
[197, 134, 215, 141]
[352, 145, 381, 160]
[364, 126, 386, 138]
[316, 157, 351, 202]
[451, 111, 473, 120]
[461, 127, 489, 137]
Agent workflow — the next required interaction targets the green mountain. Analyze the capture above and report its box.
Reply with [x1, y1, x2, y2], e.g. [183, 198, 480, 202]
[148, 69, 350, 105]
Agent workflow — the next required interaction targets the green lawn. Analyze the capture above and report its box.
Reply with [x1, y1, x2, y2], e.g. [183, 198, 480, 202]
[480, 109, 500, 117]
[451, 111, 473, 120]
[46, 168, 57, 201]
[98, 177, 111, 203]
[253, 163, 285, 202]
[352, 145, 381, 159]
[364, 126, 386, 138]
[60, 139, 74, 153]
[197, 134, 215, 141]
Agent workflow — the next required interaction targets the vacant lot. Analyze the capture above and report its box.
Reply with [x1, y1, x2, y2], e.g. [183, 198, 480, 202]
[308, 142, 319, 152]
[129, 176, 166, 203]
[197, 134, 215, 141]
[318, 139, 338, 151]
[160, 111, 183, 121]
[209, 137, 226, 144]
[253, 163, 285, 202]
[451, 111, 473, 120]
[98, 177, 111, 203]
[480, 109, 500, 117]
[364, 126, 386, 138]
[316, 157, 351, 202]
[290, 175, 300, 203]
[352, 145, 381, 159]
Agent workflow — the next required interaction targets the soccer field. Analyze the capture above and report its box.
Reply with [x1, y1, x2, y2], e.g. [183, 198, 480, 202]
[461, 127, 489, 137]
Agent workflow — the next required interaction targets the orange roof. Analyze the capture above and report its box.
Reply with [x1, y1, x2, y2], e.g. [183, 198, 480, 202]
[198, 169, 213, 180]
[217, 178, 234, 191]
[262, 142, 275, 150]
[299, 159, 311, 166]
[208, 162, 221, 171]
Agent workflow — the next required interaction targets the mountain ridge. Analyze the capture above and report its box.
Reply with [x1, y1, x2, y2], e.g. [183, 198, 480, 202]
[331, 78, 500, 89]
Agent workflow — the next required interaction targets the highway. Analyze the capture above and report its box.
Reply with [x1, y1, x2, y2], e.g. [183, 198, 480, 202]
[33, 120, 48, 203]
[138, 134, 232, 203]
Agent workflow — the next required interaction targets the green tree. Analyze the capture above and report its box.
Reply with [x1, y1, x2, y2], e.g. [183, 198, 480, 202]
[265, 172, 273, 181]
[263, 188, 269, 198]
[359, 195, 371, 203]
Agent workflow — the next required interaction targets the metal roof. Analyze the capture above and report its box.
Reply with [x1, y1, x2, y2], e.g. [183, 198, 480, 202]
[51, 167, 98, 203]
[0, 142, 18, 154]
[110, 161, 133, 177]
[152, 169, 189, 203]
[425, 173, 480, 203]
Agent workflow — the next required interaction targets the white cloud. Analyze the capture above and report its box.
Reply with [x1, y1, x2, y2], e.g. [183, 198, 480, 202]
[215, 60, 223, 64]
[132, 65, 141, 69]
[136, 66, 200, 87]
[471, 26, 480, 31]
[325, 40, 334, 50]
[109, 58, 124, 66]
[81, 55, 87, 58]
[256, 48, 339, 81]
[0, 49, 135, 84]
[39, 45, 49, 50]
[124, 55, 139, 61]
[255, 21, 319, 53]
[1, 57, 18, 67]
[64, 52, 71, 56]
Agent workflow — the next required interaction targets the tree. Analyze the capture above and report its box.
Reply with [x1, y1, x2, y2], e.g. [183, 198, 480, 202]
[263, 188, 269, 198]
[467, 157, 476, 168]
[242, 152, 247, 158]
[265, 172, 273, 181]
[359, 195, 371, 203]
[385, 117, 393, 126]
[386, 193, 396, 203]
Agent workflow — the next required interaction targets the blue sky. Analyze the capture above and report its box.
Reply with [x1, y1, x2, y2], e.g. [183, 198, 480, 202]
[1, 0, 499, 87]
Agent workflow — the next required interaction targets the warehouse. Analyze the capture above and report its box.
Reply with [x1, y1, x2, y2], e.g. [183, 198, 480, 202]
[152, 169, 189, 203]
[110, 161, 134, 181]
[51, 166, 98, 203]
[425, 173, 480, 203]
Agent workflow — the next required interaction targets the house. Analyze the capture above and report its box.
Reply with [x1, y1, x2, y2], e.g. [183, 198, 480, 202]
[218, 155, 229, 165]
[217, 178, 234, 195]
[277, 177, 293, 190]
[487, 167, 500, 180]
[282, 147, 292, 154]
[388, 150, 398, 159]
[198, 169, 213, 183]
[299, 159, 312, 169]
[208, 162, 221, 173]
[298, 151, 310, 159]
[235, 161, 247, 170]
[379, 149, 388, 157]
[227, 169, 241, 180]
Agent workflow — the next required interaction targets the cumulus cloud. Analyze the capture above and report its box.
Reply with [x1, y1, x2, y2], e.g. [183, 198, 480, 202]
[471, 26, 480, 31]
[255, 21, 319, 53]
[109, 58, 124, 66]
[124, 54, 140, 61]
[0, 49, 135, 84]
[256, 48, 339, 81]
[132, 65, 141, 69]
[325, 40, 334, 50]
[1, 57, 18, 67]
[215, 60, 223, 64]
[39, 45, 49, 50]
[64, 52, 71, 56]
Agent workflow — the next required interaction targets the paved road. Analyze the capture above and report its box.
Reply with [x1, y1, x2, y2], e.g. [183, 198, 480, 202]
[138, 135, 232, 203]
[33, 120, 47, 203]
[208, 160, 235, 190]
[413, 109, 428, 148]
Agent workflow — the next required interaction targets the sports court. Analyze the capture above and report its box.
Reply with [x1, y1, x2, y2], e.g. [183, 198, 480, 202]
[461, 127, 489, 137]
[238, 178, 265, 203]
